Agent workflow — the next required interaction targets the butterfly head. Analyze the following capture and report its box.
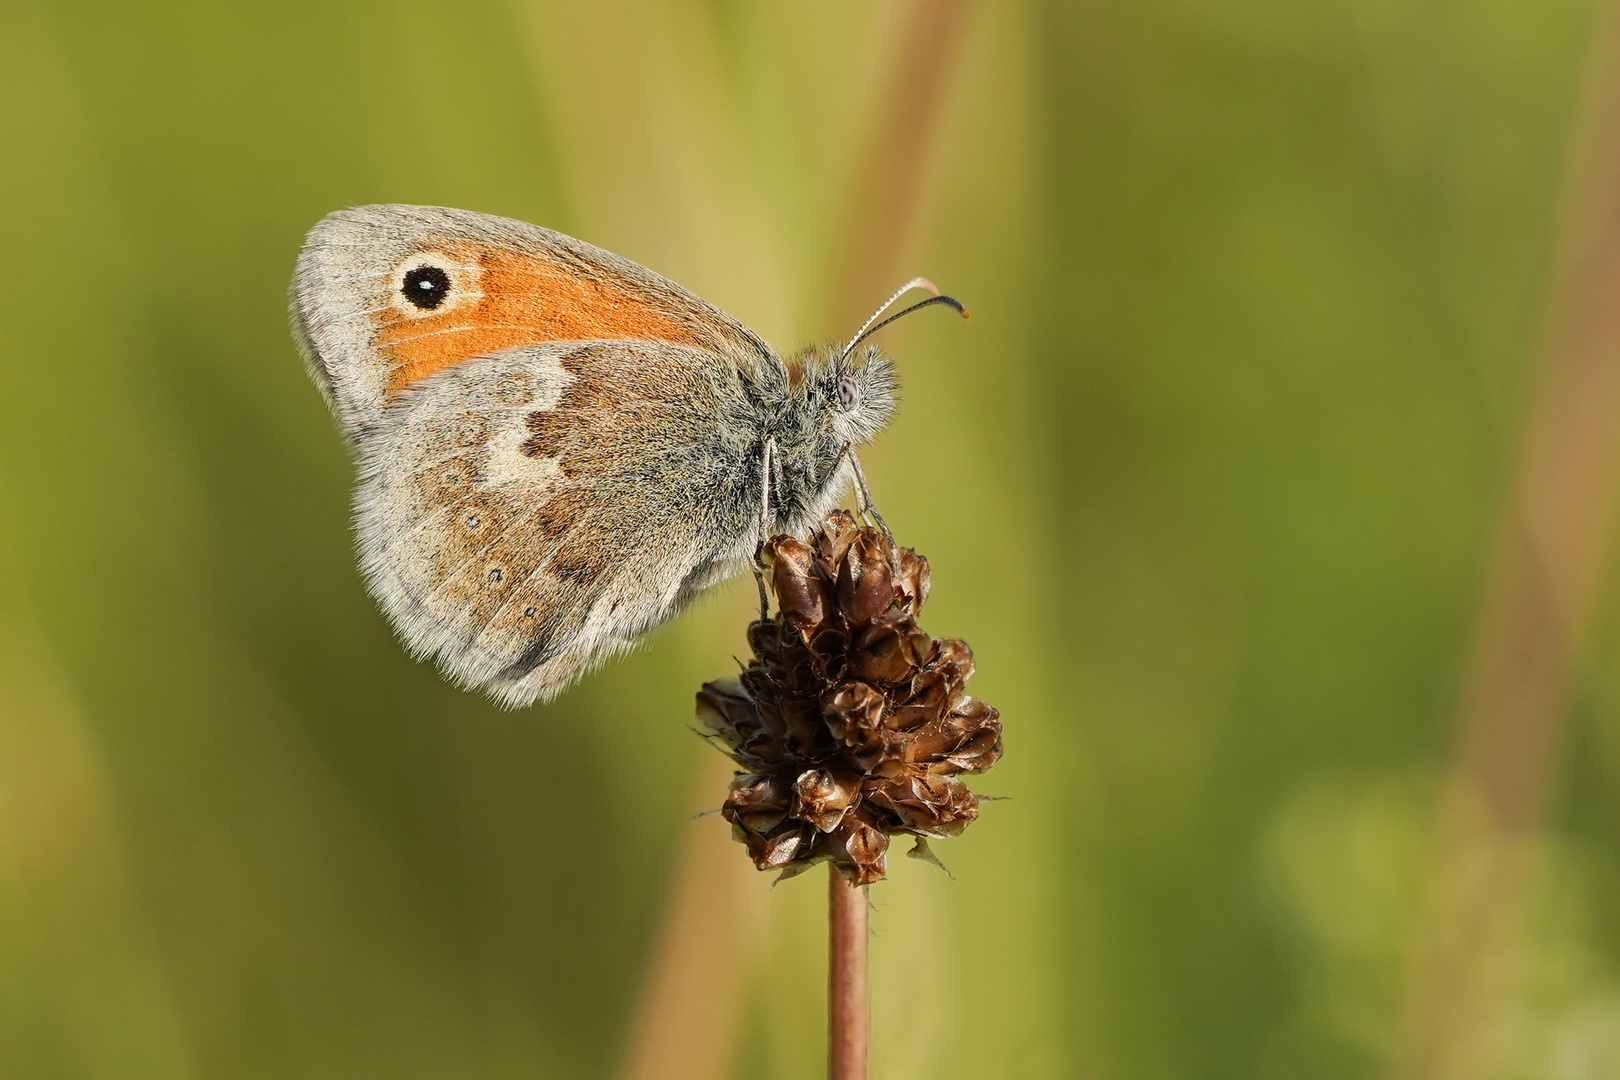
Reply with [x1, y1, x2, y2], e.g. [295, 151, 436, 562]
[783, 342, 898, 449]
[807, 280, 968, 448]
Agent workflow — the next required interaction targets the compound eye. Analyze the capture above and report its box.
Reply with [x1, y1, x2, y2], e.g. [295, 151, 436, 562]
[836, 375, 860, 412]
[401, 265, 451, 310]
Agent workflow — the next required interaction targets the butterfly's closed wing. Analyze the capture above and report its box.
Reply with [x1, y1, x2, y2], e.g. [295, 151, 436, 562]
[289, 205, 790, 705]
[290, 204, 785, 437]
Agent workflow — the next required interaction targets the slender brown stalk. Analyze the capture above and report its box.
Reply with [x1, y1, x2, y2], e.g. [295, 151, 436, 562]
[826, 0, 973, 332]
[828, 868, 870, 1080]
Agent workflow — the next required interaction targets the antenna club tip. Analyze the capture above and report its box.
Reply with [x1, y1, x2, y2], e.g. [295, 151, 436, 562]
[960, 307, 972, 320]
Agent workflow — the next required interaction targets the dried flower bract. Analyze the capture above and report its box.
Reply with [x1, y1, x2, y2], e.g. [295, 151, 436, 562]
[697, 511, 1002, 885]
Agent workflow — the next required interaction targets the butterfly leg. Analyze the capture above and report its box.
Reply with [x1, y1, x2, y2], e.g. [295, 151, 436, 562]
[841, 444, 893, 545]
[751, 436, 778, 620]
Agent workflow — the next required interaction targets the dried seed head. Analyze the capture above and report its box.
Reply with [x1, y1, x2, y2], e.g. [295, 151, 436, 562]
[697, 511, 1002, 885]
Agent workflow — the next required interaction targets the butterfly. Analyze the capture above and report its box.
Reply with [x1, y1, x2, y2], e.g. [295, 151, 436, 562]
[290, 205, 964, 707]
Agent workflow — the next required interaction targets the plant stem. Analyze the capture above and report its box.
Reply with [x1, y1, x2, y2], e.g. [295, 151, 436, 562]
[828, 867, 869, 1080]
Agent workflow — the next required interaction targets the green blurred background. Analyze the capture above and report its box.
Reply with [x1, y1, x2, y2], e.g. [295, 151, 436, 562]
[4, 1, 1620, 1077]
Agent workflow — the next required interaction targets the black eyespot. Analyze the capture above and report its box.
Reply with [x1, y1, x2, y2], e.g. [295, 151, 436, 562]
[836, 375, 860, 412]
[402, 265, 451, 310]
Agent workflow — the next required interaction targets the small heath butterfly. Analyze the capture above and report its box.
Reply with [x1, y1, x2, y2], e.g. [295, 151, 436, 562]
[290, 205, 963, 706]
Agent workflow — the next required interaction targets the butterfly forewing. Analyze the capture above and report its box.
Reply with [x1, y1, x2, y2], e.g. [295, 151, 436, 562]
[291, 204, 784, 439]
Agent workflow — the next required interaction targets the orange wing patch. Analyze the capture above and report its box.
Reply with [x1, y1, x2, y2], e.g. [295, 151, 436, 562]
[374, 245, 707, 395]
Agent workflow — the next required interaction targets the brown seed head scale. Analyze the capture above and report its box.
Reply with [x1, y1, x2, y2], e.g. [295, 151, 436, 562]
[696, 511, 1002, 886]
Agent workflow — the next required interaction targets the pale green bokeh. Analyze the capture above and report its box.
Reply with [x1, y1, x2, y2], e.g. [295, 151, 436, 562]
[1, 1, 1617, 1078]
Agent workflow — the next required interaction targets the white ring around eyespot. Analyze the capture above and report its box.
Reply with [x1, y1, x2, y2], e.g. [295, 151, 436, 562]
[388, 250, 484, 319]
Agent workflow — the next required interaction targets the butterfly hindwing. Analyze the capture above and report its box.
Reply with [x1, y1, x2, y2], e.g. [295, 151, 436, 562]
[356, 340, 762, 706]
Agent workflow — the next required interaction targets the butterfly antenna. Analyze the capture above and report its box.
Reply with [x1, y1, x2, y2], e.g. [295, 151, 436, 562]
[845, 277, 940, 353]
[839, 277, 970, 364]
